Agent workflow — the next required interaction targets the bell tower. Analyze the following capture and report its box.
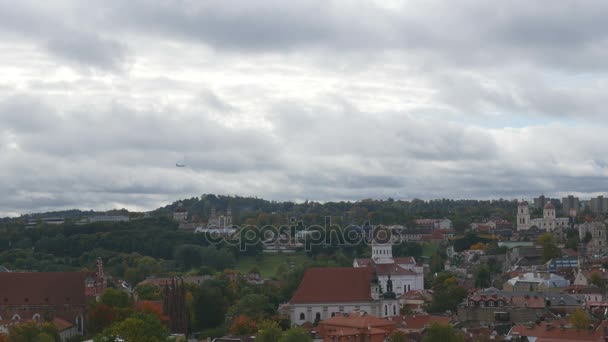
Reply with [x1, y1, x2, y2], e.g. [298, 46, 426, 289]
[517, 201, 530, 231]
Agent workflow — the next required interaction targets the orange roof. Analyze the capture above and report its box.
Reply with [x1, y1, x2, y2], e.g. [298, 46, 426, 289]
[402, 315, 451, 330]
[511, 322, 606, 341]
[290, 268, 373, 304]
[319, 313, 395, 330]
[52, 317, 75, 331]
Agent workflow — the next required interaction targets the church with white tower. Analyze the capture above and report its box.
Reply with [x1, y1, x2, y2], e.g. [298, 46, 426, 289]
[353, 239, 424, 296]
[287, 234, 423, 325]
[517, 201, 569, 231]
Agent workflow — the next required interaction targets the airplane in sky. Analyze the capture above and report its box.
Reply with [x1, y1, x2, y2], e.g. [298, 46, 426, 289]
[176, 163, 186, 168]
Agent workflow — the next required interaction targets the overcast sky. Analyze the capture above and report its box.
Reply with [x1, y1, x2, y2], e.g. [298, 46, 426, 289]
[1, 0, 608, 216]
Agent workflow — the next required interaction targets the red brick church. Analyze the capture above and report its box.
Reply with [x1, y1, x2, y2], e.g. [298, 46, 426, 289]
[0, 258, 107, 337]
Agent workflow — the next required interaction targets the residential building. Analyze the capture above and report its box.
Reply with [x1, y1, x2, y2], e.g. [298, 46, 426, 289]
[508, 321, 608, 342]
[25, 217, 65, 228]
[578, 222, 608, 256]
[533, 195, 551, 210]
[399, 229, 432, 242]
[172, 203, 188, 222]
[414, 219, 452, 230]
[458, 288, 582, 325]
[399, 315, 451, 334]
[87, 215, 130, 223]
[316, 311, 396, 342]
[562, 195, 580, 217]
[547, 257, 579, 273]
[590, 196, 608, 215]
[503, 272, 569, 292]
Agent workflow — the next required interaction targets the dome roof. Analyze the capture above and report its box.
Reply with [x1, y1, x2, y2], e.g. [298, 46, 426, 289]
[518, 201, 529, 206]
[544, 202, 555, 210]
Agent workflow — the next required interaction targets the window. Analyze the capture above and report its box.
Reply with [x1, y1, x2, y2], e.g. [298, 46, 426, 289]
[315, 313, 321, 321]
[299, 313, 305, 320]
[393, 305, 397, 316]
[12, 314, 20, 320]
[32, 314, 40, 320]
[385, 305, 388, 316]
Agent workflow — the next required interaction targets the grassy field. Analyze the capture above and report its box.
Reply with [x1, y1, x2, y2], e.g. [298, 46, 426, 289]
[422, 242, 439, 257]
[234, 253, 310, 278]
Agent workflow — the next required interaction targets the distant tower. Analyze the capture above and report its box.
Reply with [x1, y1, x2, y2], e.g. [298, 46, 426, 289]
[226, 206, 233, 226]
[543, 202, 556, 220]
[370, 271, 380, 300]
[517, 201, 531, 231]
[372, 226, 394, 264]
[96, 257, 107, 293]
[371, 240, 393, 263]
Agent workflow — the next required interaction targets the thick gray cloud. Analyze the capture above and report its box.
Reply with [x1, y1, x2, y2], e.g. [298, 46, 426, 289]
[1, 0, 608, 216]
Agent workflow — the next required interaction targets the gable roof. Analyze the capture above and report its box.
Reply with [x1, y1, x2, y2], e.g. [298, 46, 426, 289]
[0, 272, 89, 306]
[290, 268, 373, 304]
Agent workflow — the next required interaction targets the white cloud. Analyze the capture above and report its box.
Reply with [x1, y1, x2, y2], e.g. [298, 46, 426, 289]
[1, 0, 608, 216]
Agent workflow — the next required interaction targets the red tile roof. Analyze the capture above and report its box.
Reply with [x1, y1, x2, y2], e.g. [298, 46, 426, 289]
[511, 321, 606, 342]
[290, 268, 373, 304]
[393, 257, 415, 265]
[402, 315, 451, 330]
[320, 313, 395, 330]
[0, 272, 90, 306]
[52, 317, 75, 332]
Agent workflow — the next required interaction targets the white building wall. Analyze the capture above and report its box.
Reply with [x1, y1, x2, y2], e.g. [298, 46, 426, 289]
[291, 302, 375, 324]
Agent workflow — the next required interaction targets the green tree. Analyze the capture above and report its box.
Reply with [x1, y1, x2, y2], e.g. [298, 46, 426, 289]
[428, 273, 467, 313]
[174, 244, 203, 270]
[256, 320, 282, 342]
[474, 265, 491, 288]
[590, 272, 606, 290]
[422, 323, 464, 342]
[191, 284, 229, 330]
[100, 288, 131, 308]
[95, 313, 169, 342]
[9, 322, 60, 342]
[539, 233, 560, 262]
[135, 284, 162, 300]
[569, 308, 591, 330]
[229, 294, 274, 320]
[279, 327, 313, 342]
[388, 330, 409, 342]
